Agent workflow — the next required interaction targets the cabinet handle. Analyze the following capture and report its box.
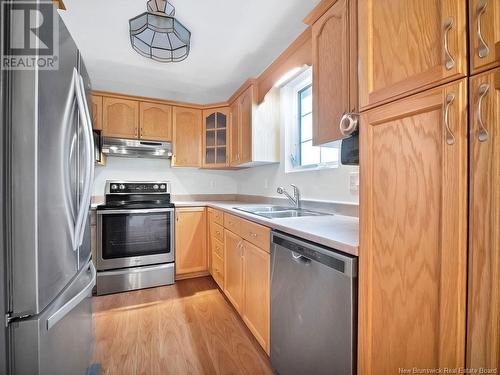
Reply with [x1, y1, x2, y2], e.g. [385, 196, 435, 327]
[476, 0, 489, 58]
[339, 112, 359, 136]
[444, 92, 456, 145]
[216, 230, 221, 236]
[477, 83, 490, 142]
[443, 17, 455, 70]
[249, 232, 257, 238]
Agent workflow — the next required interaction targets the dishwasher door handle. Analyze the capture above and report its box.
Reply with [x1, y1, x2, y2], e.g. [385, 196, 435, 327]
[292, 252, 311, 264]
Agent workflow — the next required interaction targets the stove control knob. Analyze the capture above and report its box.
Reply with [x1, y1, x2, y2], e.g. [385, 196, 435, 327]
[119, 184, 125, 190]
[160, 184, 166, 190]
[153, 184, 159, 190]
[111, 184, 118, 190]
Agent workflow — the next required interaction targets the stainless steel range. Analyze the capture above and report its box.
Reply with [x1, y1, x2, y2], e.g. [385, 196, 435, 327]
[96, 181, 175, 295]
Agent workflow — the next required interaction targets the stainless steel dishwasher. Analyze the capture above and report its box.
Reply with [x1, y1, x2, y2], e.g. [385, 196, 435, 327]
[270, 231, 357, 375]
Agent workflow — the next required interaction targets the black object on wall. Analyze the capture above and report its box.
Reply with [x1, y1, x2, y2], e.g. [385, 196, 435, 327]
[341, 131, 359, 166]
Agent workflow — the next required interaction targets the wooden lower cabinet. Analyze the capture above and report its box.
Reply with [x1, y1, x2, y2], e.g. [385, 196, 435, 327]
[242, 240, 270, 354]
[224, 229, 244, 313]
[359, 79, 468, 373]
[175, 208, 208, 278]
[466, 68, 500, 369]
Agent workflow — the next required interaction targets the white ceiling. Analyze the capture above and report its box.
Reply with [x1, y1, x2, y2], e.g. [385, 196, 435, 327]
[61, 0, 321, 104]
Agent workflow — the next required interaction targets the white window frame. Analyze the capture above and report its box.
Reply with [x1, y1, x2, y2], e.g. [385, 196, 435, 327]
[283, 68, 340, 173]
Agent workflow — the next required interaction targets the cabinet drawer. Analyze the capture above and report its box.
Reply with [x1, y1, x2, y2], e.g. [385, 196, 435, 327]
[211, 222, 224, 242]
[212, 238, 224, 259]
[240, 220, 270, 253]
[211, 209, 224, 225]
[224, 213, 242, 236]
[209, 208, 224, 226]
[212, 253, 224, 289]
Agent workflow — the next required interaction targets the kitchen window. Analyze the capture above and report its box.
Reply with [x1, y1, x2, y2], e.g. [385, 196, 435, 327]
[284, 67, 340, 172]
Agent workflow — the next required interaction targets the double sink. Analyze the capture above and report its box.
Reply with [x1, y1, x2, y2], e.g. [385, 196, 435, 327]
[233, 205, 331, 219]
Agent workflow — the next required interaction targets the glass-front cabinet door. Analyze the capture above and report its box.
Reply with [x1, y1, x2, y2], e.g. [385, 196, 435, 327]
[202, 107, 229, 168]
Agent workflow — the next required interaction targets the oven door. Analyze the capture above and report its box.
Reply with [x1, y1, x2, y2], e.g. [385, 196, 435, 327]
[96, 208, 174, 270]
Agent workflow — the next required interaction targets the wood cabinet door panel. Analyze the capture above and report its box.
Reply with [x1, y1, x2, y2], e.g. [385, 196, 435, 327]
[229, 100, 240, 166]
[172, 107, 202, 167]
[359, 80, 468, 373]
[224, 229, 244, 314]
[358, 0, 467, 110]
[175, 208, 207, 275]
[242, 241, 270, 354]
[466, 68, 500, 369]
[239, 86, 253, 164]
[139, 102, 172, 141]
[312, 0, 350, 145]
[469, 0, 500, 74]
[102, 97, 139, 138]
[91, 95, 102, 130]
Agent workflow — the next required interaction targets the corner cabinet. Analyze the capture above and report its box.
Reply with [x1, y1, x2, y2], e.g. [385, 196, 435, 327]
[202, 108, 229, 168]
[466, 68, 500, 370]
[229, 85, 279, 167]
[311, 0, 357, 145]
[139, 102, 172, 141]
[102, 97, 139, 138]
[358, 0, 467, 110]
[469, 0, 500, 75]
[175, 207, 208, 278]
[172, 107, 202, 167]
[359, 79, 468, 374]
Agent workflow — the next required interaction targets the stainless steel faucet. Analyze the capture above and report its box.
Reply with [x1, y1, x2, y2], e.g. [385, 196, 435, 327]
[277, 184, 301, 208]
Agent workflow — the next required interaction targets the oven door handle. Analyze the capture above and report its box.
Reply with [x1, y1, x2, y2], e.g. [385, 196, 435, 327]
[97, 208, 175, 215]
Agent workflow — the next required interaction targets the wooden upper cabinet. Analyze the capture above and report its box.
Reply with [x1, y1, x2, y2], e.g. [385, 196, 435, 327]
[90, 95, 102, 130]
[224, 229, 244, 314]
[238, 86, 254, 165]
[312, 0, 357, 145]
[466, 68, 500, 370]
[202, 107, 229, 168]
[358, 79, 468, 374]
[469, 0, 500, 75]
[171, 106, 202, 167]
[102, 97, 139, 138]
[175, 207, 207, 276]
[229, 100, 240, 166]
[139, 102, 172, 141]
[358, 0, 467, 110]
[242, 241, 270, 354]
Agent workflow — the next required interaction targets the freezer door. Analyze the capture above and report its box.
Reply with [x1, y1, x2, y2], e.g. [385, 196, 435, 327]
[10, 261, 96, 375]
[10, 15, 79, 316]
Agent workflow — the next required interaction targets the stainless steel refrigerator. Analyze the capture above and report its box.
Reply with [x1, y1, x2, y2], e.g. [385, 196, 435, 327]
[1, 5, 96, 374]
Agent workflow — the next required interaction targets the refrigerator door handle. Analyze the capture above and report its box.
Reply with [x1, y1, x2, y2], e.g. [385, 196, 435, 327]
[61, 71, 78, 249]
[73, 69, 94, 250]
[46, 262, 96, 331]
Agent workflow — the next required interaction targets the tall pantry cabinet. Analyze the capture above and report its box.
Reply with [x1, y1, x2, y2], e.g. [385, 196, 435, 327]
[358, 0, 499, 372]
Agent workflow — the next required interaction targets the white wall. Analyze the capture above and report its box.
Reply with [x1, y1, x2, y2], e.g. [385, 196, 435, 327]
[235, 164, 359, 203]
[92, 157, 238, 196]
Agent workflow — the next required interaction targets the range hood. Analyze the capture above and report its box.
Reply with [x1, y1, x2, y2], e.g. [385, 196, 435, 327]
[101, 137, 173, 159]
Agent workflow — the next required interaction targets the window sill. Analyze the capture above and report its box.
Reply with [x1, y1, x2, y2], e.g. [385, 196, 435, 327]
[286, 163, 340, 174]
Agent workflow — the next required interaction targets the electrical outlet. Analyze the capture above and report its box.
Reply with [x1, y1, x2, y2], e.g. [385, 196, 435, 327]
[210, 180, 216, 189]
[349, 172, 359, 193]
[264, 178, 269, 189]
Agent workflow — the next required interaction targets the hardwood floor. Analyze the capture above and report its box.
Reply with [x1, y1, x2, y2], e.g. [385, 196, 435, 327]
[92, 277, 274, 375]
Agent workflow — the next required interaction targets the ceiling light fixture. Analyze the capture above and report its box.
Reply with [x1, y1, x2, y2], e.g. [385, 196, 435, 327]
[129, 0, 191, 63]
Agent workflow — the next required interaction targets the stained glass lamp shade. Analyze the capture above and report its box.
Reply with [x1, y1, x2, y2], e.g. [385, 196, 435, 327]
[129, 0, 191, 63]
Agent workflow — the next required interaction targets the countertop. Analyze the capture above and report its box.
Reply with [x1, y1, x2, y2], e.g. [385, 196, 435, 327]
[174, 201, 359, 256]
